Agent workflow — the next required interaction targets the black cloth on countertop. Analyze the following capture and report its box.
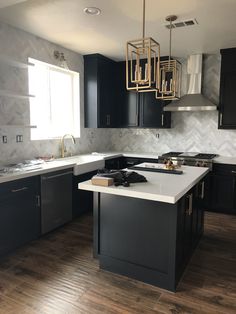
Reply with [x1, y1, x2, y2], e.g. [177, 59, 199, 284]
[96, 169, 147, 187]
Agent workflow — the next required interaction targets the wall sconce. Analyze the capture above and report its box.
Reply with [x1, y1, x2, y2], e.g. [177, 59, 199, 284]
[53, 50, 69, 69]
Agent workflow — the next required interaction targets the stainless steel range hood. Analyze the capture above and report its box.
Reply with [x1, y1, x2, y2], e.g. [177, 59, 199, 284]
[164, 54, 218, 112]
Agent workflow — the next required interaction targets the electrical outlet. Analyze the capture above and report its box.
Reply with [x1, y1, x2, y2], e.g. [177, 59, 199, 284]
[2, 136, 7, 143]
[16, 135, 23, 143]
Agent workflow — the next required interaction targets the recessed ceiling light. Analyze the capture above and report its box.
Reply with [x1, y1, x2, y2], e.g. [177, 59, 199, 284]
[84, 7, 101, 16]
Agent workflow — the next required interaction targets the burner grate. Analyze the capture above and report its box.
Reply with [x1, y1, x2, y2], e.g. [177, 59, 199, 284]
[195, 153, 217, 159]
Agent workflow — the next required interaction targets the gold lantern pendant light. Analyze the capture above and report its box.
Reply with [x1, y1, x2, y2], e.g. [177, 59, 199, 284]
[126, 0, 161, 92]
[156, 15, 181, 100]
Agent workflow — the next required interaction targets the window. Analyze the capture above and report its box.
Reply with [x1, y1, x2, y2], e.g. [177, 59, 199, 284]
[28, 58, 80, 140]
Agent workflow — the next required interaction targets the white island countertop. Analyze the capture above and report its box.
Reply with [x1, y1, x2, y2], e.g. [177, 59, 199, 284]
[79, 165, 209, 204]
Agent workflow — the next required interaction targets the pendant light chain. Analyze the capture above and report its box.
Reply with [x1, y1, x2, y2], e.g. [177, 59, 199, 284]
[143, 0, 146, 38]
[169, 18, 172, 66]
[142, 0, 146, 48]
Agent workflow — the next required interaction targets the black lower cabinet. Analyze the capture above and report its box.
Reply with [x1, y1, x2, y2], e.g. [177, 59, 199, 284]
[93, 178, 205, 291]
[105, 157, 125, 170]
[207, 164, 236, 214]
[73, 171, 97, 218]
[123, 157, 159, 168]
[0, 177, 40, 257]
[105, 157, 159, 170]
[175, 180, 205, 282]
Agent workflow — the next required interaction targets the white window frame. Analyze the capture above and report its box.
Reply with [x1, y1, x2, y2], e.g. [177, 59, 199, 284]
[28, 57, 80, 141]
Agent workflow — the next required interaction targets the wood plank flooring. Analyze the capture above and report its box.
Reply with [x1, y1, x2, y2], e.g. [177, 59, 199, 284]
[0, 211, 235, 314]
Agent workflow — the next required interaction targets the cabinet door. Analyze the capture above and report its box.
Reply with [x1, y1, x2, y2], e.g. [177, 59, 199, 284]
[210, 174, 236, 214]
[105, 157, 125, 170]
[140, 92, 171, 128]
[183, 193, 193, 261]
[193, 181, 205, 247]
[73, 171, 97, 218]
[0, 177, 40, 256]
[98, 57, 118, 127]
[116, 61, 139, 127]
[84, 54, 117, 128]
[219, 72, 236, 128]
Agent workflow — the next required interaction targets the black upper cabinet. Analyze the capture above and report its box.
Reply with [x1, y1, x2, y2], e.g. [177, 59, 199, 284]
[140, 91, 171, 128]
[84, 54, 118, 128]
[116, 61, 139, 127]
[116, 61, 171, 128]
[84, 54, 171, 129]
[219, 48, 236, 129]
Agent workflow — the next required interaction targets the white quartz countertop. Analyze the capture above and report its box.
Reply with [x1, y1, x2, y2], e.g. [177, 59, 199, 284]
[0, 160, 76, 184]
[0, 154, 105, 184]
[79, 165, 209, 204]
[1, 150, 235, 185]
[92, 151, 161, 160]
[213, 156, 236, 165]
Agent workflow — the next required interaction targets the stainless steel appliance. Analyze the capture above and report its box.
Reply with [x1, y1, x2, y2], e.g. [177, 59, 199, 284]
[41, 169, 73, 234]
[163, 54, 217, 112]
[159, 152, 217, 170]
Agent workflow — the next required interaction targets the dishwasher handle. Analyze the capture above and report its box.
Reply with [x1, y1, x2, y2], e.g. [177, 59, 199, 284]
[41, 170, 73, 180]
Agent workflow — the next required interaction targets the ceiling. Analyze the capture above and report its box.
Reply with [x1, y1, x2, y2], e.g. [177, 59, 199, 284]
[0, 0, 236, 60]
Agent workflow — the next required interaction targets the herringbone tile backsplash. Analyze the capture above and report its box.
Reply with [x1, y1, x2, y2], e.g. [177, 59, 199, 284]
[0, 20, 235, 162]
[109, 54, 236, 157]
[0, 22, 110, 163]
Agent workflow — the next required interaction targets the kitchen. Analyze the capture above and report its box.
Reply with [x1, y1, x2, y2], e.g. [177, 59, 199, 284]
[0, 0, 235, 313]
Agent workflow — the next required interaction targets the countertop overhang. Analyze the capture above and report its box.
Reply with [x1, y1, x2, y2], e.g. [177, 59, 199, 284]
[79, 165, 209, 204]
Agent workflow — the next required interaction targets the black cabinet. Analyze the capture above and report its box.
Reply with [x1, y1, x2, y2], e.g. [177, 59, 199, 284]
[218, 48, 236, 129]
[122, 157, 159, 168]
[208, 163, 236, 214]
[105, 157, 125, 170]
[73, 170, 97, 218]
[192, 181, 205, 246]
[41, 169, 73, 234]
[84, 54, 171, 129]
[117, 61, 171, 128]
[176, 180, 205, 276]
[105, 156, 159, 169]
[116, 62, 139, 127]
[94, 178, 206, 291]
[0, 177, 40, 257]
[84, 54, 118, 128]
[140, 90, 171, 128]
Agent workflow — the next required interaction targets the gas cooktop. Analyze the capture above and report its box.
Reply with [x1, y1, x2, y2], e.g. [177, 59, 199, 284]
[162, 152, 217, 160]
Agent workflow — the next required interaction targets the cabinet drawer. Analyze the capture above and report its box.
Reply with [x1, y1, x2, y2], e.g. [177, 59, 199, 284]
[0, 177, 38, 199]
[213, 163, 236, 175]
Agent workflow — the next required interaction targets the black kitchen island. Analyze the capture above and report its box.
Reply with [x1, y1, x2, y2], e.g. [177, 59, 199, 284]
[79, 165, 209, 291]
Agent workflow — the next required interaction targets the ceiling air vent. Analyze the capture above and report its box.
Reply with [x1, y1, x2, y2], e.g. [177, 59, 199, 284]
[165, 18, 198, 29]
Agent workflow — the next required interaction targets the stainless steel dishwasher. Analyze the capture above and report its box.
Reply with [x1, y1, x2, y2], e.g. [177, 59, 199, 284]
[41, 169, 73, 234]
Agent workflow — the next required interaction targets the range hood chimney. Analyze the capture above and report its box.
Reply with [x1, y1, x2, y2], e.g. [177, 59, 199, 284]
[163, 54, 218, 112]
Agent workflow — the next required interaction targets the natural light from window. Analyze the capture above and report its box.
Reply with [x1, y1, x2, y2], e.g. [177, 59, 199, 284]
[28, 58, 80, 140]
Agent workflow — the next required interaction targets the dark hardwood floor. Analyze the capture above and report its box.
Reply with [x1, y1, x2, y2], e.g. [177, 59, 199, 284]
[0, 211, 235, 314]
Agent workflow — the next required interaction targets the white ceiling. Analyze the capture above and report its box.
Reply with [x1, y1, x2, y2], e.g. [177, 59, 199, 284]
[0, 0, 236, 60]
